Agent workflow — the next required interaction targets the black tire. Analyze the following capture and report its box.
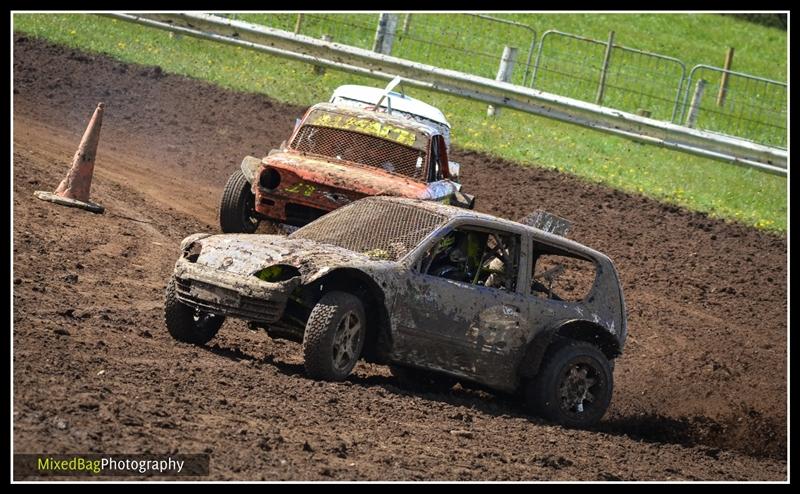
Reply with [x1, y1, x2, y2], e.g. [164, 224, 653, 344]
[302, 291, 366, 381]
[389, 364, 457, 393]
[526, 340, 613, 428]
[164, 276, 224, 344]
[219, 169, 260, 234]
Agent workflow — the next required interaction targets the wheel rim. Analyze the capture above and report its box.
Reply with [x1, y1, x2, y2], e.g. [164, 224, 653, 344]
[193, 309, 220, 332]
[332, 310, 362, 372]
[558, 361, 602, 416]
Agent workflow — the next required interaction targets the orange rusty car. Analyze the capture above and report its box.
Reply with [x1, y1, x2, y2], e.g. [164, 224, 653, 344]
[218, 101, 474, 233]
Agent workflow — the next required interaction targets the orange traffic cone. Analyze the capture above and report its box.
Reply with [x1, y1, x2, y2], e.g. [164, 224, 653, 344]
[34, 102, 105, 214]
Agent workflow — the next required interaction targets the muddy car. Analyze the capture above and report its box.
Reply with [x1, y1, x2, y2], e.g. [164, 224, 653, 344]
[328, 82, 453, 151]
[166, 197, 627, 427]
[219, 101, 473, 234]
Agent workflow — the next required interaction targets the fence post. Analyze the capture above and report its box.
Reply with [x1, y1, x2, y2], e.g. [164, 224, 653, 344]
[521, 33, 537, 87]
[373, 14, 387, 52]
[717, 47, 734, 107]
[487, 46, 518, 117]
[402, 14, 412, 35]
[294, 14, 304, 35]
[313, 35, 332, 75]
[685, 79, 706, 128]
[595, 31, 615, 105]
[373, 13, 399, 54]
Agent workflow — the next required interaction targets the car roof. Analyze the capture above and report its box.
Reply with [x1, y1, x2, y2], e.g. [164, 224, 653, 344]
[356, 196, 610, 261]
[330, 85, 450, 128]
[307, 102, 441, 138]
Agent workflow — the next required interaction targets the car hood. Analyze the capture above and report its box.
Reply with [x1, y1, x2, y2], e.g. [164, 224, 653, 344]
[193, 234, 376, 281]
[265, 152, 452, 199]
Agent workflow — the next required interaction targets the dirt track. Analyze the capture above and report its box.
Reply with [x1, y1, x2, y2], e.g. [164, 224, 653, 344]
[12, 35, 787, 480]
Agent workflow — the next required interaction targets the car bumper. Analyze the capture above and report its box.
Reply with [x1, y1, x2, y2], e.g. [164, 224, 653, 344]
[173, 258, 301, 323]
[254, 179, 363, 226]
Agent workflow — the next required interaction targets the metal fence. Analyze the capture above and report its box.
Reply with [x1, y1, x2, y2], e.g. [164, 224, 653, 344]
[225, 13, 538, 87]
[531, 30, 687, 123]
[222, 14, 785, 152]
[677, 65, 787, 148]
[530, 30, 786, 149]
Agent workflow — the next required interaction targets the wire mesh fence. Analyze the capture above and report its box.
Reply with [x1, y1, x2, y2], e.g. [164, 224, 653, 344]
[220, 13, 786, 149]
[677, 65, 787, 148]
[227, 13, 538, 87]
[392, 13, 537, 86]
[530, 31, 687, 123]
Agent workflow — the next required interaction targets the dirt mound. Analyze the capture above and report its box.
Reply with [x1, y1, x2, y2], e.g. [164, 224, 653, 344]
[12, 34, 786, 479]
[600, 406, 786, 459]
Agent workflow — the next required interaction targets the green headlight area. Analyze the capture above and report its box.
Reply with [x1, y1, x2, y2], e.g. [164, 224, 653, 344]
[256, 265, 284, 282]
[254, 264, 301, 282]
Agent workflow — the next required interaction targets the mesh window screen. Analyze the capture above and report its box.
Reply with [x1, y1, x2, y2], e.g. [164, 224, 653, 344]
[292, 125, 428, 180]
[290, 199, 447, 261]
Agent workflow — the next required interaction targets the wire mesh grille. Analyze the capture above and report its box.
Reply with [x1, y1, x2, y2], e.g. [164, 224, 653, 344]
[291, 125, 428, 180]
[290, 199, 447, 261]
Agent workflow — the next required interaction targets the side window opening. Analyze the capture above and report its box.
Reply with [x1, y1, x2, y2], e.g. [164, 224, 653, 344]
[530, 245, 597, 302]
[419, 227, 520, 292]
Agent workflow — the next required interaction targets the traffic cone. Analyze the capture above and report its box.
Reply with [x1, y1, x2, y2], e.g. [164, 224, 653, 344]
[34, 102, 105, 214]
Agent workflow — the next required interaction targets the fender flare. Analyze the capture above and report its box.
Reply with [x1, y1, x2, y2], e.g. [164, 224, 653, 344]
[518, 319, 620, 379]
[304, 267, 392, 363]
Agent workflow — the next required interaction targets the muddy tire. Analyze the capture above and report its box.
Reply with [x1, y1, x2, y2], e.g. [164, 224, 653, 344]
[164, 276, 224, 344]
[389, 365, 456, 393]
[526, 340, 613, 428]
[302, 291, 366, 381]
[219, 169, 260, 234]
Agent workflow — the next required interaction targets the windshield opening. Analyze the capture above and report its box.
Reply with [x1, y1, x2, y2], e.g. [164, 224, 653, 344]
[291, 125, 428, 180]
[289, 200, 447, 261]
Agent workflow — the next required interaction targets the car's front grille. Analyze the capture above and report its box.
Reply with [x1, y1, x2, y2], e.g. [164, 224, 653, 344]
[174, 278, 284, 323]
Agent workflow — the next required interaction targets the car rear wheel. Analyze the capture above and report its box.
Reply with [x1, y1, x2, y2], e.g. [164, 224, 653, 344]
[302, 291, 366, 381]
[164, 276, 224, 344]
[219, 169, 260, 234]
[526, 340, 613, 428]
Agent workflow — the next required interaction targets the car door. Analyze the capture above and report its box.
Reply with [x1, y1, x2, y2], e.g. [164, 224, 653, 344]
[390, 224, 532, 389]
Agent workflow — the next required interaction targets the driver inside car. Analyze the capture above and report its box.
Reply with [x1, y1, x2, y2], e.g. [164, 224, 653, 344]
[426, 230, 486, 283]
[481, 236, 513, 290]
[483, 256, 507, 289]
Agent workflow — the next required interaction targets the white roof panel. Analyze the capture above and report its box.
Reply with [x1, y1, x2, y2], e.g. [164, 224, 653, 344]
[330, 85, 450, 128]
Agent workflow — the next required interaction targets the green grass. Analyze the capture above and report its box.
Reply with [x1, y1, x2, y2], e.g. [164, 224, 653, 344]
[227, 13, 787, 147]
[13, 13, 787, 232]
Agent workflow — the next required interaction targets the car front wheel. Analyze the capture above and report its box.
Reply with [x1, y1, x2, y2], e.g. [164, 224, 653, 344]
[526, 340, 613, 428]
[302, 291, 366, 381]
[219, 169, 260, 234]
[164, 276, 224, 344]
